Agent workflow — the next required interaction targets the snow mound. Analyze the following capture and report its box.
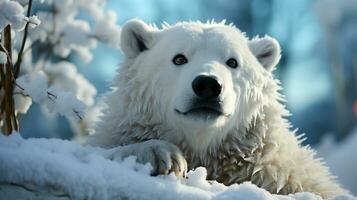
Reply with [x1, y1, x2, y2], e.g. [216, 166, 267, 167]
[0, 134, 353, 200]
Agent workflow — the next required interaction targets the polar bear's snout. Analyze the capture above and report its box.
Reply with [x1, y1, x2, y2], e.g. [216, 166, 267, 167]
[192, 75, 222, 99]
[174, 75, 228, 119]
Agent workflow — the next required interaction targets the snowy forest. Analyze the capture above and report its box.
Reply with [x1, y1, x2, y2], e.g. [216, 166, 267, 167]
[0, 0, 357, 199]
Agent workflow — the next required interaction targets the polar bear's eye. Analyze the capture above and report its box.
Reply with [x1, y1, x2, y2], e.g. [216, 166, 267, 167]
[226, 58, 238, 68]
[172, 54, 188, 65]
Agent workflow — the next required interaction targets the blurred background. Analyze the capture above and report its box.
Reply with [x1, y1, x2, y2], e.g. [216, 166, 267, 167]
[19, 0, 357, 194]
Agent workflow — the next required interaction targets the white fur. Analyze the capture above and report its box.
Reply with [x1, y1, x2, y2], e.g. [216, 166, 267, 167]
[88, 19, 347, 199]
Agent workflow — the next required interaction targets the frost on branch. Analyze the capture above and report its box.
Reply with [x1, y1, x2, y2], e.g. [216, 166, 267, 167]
[0, 0, 121, 137]
[94, 11, 122, 47]
[32, 0, 121, 63]
[13, 94, 32, 114]
[26, 15, 41, 28]
[44, 61, 97, 106]
[0, 0, 27, 30]
[55, 19, 97, 61]
[47, 87, 86, 120]
[15, 71, 85, 120]
[15, 71, 48, 102]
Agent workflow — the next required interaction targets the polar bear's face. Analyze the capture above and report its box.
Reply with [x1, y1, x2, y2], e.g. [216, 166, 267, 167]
[120, 20, 281, 149]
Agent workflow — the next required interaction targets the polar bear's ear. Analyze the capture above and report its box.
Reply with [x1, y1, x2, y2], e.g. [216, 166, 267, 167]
[249, 36, 281, 71]
[120, 19, 155, 58]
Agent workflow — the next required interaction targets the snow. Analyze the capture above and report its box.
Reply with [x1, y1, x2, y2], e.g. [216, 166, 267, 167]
[0, 134, 354, 200]
[47, 86, 86, 120]
[27, 15, 41, 28]
[16, 70, 48, 102]
[75, 0, 106, 20]
[94, 11, 122, 47]
[0, 0, 26, 31]
[44, 61, 97, 106]
[31, 0, 121, 62]
[58, 19, 97, 59]
[3, 0, 120, 137]
[0, 51, 7, 64]
[316, 129, 357, 196]
[13, 94, 32, 114]
[15, 70, 86, 120]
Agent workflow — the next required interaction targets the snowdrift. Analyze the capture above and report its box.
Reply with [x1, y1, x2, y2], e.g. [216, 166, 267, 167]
[0, 134, 354, 200]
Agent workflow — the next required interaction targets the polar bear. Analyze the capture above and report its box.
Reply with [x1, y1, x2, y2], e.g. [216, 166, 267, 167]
[89, 19, 346, 199]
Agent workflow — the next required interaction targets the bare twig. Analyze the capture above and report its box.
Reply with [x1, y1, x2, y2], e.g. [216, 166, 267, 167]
[1, 25, 18, 134]
[47, 91, 57, 102]
[72, 110, 83, 121]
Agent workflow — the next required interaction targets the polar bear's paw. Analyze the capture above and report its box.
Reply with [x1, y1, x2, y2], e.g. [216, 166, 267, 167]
[112, 140, 188, 177]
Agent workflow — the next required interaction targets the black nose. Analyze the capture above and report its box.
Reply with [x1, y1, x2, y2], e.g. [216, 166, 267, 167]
[192, 75, 222, 99]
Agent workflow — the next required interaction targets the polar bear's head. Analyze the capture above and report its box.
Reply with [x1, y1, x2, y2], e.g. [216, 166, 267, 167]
[118, 19, 281, 150]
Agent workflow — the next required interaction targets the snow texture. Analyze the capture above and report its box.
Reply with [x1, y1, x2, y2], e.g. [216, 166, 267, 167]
[5, 0, 120, 137]
[15, 70, 86, 120]
[27, 15, 41, 28]
[44, 61, 97, 106]
[31, 0, 121, 62]
[0, 0, 26, 31]
[0, 134, 354, 200]
[94, 11, 122, 48]
[47, 86, 86, 120]
[16, 70, 48, 102]
[13, 94, 32, 114]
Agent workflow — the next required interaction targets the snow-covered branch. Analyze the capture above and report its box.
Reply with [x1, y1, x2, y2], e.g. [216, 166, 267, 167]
[0, 0, 28, 31]
[0, 0, 121, 136]
[15, 71, 85, 120]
